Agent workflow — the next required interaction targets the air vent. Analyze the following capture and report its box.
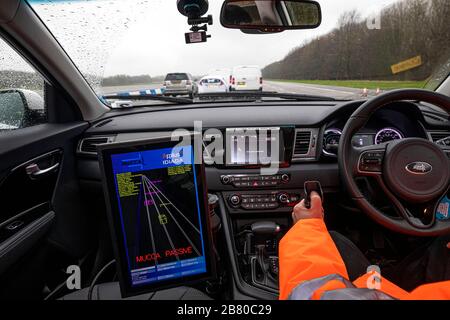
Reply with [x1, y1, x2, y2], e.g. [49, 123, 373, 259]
[78, 136, 115, 155]
[429, 132, 450, 142]
[293, 131, 312, 155]
[291, 129, 319, 162]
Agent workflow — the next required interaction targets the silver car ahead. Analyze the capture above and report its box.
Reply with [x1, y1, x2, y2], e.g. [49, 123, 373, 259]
[163, 73, 198, 99]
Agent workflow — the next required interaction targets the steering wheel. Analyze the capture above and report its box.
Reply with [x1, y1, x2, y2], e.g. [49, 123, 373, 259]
[338, 89, 450, 236]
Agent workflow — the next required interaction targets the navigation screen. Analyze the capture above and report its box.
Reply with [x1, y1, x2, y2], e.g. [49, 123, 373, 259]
[226, 128, 283, 166]
[109, 144, 209, 289]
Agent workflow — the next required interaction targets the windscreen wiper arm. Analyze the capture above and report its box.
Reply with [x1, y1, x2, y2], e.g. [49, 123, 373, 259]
[196, 91, 337, 101]
[102, 94, 193, 105]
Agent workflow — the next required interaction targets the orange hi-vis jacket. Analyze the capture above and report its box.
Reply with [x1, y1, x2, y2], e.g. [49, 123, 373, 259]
[279, 218, 450, 300]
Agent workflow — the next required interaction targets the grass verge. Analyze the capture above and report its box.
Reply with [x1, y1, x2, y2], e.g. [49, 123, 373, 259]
[270, 79, 427, 90]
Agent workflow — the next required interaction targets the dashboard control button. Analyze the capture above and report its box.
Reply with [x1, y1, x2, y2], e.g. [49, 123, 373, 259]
[221, 175, 231, 184]
[224, 174, 290, 188]
[278, 193, 289, 204]
[229, 195, 241, 206]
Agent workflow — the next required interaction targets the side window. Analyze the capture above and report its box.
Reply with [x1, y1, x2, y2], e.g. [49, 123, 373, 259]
[0, 37, 46, 131]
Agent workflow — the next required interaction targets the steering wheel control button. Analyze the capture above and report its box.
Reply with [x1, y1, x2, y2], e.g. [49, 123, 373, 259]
[359, 151, 384, 172]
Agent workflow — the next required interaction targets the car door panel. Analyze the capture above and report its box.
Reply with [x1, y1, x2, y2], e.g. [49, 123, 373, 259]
[0, 149, 62, 223]
[0, 122, 88, 282]
[0, 203, 54, 274]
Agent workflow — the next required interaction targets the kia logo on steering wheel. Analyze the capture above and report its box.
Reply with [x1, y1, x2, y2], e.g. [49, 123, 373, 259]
[405, 162, 433, 175]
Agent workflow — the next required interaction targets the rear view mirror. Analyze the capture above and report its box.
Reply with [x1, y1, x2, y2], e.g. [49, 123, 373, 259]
[220, 0, 321, 32]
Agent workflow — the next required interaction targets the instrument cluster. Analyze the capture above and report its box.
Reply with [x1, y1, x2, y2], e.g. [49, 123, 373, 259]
[322, 127, 404, 157]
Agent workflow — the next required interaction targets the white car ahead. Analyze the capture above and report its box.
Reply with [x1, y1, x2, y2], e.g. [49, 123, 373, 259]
[207, 68, 232, 90]
[198, 76, 229, 94]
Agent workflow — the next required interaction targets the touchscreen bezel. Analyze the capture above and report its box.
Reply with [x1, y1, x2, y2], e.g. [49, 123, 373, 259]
[98, 135, 215, 298]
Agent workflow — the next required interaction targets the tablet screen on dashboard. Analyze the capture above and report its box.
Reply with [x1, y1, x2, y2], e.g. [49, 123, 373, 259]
[98, 136, 214, 297]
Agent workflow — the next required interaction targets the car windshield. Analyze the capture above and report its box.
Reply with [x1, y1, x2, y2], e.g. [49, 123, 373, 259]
[27, 0, 450, 104]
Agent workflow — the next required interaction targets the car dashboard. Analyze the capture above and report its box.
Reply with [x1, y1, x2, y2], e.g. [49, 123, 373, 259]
[75, 99, 450, 299]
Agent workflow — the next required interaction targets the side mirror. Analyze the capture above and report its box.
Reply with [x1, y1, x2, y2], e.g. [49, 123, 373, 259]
[220, 0, 321, 32]
[0, 89, 45, 130]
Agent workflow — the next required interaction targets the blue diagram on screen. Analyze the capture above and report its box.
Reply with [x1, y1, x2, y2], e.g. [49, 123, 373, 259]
[111, 145, 206, 286]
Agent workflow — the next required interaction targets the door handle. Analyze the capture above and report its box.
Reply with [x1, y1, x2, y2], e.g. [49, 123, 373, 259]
[25, 163, 60, 179]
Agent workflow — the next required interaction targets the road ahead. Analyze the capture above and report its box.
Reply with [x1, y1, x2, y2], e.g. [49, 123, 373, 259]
[263, 80, 367, 99]
[101, 80, 372, 99]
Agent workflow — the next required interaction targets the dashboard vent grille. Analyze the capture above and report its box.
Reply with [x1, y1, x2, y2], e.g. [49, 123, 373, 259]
[78, 136, 114, 155]
[430, 132, 450, 142]
[293, 131, 312, 156]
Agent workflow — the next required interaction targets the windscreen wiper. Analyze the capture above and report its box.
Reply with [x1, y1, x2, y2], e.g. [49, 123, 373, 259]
[196, 91, 337, 101]
[102, 94, 193, 106]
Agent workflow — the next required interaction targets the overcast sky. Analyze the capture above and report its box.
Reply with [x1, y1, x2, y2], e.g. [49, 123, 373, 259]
[29, 0, 400, 80]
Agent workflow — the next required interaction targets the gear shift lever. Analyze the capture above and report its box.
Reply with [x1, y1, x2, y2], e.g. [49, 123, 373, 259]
[256, 244, 268, 277]
[251, 221, 281, 235]
[249, 222, 280, 291]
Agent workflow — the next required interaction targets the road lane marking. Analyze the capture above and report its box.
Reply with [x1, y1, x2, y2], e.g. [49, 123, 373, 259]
[265, 81, 356, 95]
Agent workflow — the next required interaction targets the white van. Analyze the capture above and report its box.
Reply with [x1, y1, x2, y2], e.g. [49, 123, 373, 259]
[231, 66, 263, 91]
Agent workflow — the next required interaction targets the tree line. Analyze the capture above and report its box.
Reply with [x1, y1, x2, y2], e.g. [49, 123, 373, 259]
[263, 0, 450, 81]
[0, 71, 163, 90]
[101, 74, 153, 87]
[0, 70, 43, 90]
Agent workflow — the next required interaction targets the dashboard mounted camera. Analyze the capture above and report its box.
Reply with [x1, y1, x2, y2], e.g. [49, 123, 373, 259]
[177, 0, 212, 44]
[177, 0, 209, 18]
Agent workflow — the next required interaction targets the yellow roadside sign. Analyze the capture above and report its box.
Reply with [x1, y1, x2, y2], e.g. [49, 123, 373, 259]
[391, 56, 422, 74]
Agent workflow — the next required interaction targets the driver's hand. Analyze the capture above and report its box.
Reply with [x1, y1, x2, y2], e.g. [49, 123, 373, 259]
[292, 191, 324, 224]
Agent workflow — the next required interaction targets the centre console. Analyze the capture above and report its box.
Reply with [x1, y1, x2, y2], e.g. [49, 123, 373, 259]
[218, 172, 304, 298]
[221, 173, 301, 212]
[208, 126, 320, 299]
